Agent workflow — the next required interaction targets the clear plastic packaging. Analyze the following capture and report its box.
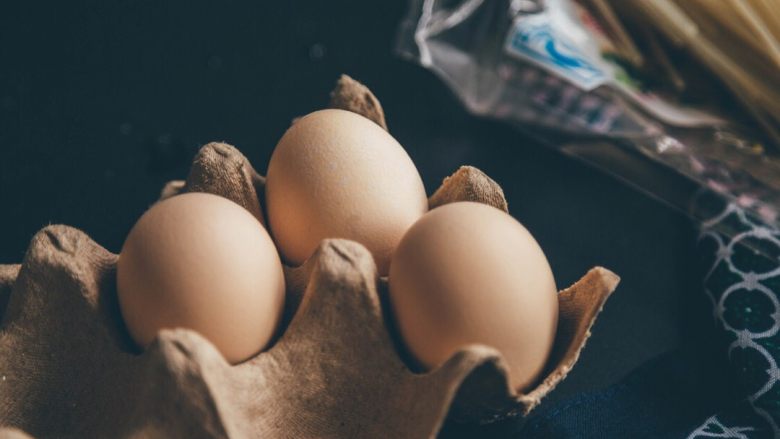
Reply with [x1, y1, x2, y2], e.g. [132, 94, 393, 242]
[397, 0, 780, 256]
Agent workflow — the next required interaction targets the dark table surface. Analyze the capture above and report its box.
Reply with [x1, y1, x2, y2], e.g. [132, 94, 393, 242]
[0, 1, 725, 437]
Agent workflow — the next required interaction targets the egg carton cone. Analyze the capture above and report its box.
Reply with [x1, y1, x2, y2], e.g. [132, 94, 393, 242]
[0, 75, 619, 438]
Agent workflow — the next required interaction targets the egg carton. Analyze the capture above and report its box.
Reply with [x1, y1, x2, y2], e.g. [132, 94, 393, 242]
[0, 75, 619, 439]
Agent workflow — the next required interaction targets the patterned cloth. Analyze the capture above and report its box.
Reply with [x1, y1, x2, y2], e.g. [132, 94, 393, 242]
[689, 193, 780, 438]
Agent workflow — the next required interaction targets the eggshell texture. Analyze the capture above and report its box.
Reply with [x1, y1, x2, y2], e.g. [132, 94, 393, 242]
[388, 202, 558, 391]
[117, 192, 285, 364]
[265, 109, 427, 275]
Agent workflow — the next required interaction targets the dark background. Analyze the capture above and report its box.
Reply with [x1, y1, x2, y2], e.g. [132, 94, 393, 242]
[0, 1, 730, 437]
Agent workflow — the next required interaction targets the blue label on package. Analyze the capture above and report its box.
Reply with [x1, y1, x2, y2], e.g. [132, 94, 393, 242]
[505, 14, 608, 91]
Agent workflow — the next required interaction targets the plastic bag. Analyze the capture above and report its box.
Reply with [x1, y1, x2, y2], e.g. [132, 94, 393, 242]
[396, 0, 780, 257]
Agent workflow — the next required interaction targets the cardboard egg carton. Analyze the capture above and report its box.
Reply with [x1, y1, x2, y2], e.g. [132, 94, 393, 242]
[0, 75, 619, 438]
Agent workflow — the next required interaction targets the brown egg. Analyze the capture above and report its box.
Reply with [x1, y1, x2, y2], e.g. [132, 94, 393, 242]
[388, 202, 558, 391]
[265, 109, 427, 275]
[117, 192, 285, 364]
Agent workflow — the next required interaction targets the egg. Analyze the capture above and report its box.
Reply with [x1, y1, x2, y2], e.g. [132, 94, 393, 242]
[117, 192, 285, 364]
[265, 109, 427, 275]
[388, 202, 558, 391]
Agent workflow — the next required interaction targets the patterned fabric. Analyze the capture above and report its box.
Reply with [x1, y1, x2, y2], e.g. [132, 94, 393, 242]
[689, 195, 780, 438]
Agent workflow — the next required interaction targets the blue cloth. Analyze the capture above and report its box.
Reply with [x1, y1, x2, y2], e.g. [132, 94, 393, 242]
[519, 350, 735, 438]
[440, 349, 734, 438]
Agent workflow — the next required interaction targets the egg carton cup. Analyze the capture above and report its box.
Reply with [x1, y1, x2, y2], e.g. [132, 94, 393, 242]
[0, 75, 619, 439]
